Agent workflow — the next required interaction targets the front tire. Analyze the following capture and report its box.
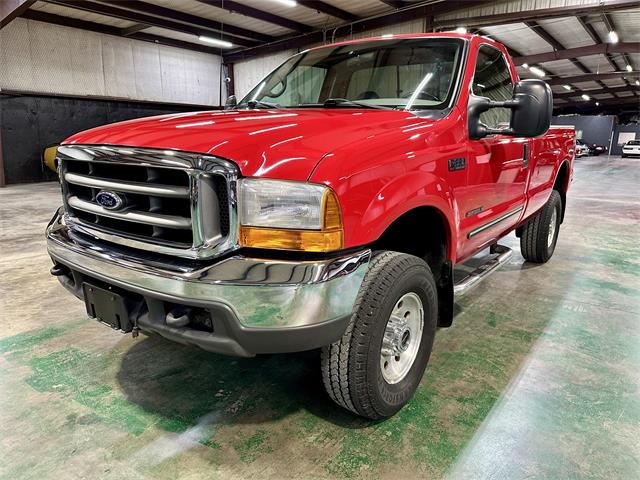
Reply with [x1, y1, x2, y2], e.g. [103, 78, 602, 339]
[520, 190, 562, 263]
[321, 251, 437, 419]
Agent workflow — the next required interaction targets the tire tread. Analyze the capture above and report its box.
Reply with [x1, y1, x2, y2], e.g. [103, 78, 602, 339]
[321, 251, 436, 419]
[520, 190, 562, 263]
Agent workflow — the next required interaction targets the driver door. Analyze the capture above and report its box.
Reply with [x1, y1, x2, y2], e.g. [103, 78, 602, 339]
[458, 45, 529, 260]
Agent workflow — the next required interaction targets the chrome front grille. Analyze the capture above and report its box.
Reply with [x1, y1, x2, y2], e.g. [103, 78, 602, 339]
[57, 145, 238, 259]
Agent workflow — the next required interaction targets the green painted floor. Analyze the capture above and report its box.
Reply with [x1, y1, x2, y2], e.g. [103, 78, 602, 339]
[1, 156, 638, 479]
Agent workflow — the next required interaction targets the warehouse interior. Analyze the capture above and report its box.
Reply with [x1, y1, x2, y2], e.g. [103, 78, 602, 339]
[1, 1, 639, 479]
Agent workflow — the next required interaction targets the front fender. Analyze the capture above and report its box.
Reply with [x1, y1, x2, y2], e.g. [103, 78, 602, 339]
[358, 171, 458, 258]
[315, 165, 458, 260]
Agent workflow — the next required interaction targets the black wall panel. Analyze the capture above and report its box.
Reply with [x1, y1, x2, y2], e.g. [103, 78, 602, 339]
[611, 123, 640, 155]
[0, 93, 212, 184]
[551, 115, 615, 152]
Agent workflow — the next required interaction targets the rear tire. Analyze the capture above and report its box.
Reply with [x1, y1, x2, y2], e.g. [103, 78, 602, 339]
[321, 251, 437, 419]
[520, 190, 562, 263]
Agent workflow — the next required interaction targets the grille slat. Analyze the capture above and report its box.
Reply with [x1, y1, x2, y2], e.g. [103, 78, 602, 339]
[64, 172, 189, 198]
[68, 196, 192, 229]
[57, 145, 237, 259]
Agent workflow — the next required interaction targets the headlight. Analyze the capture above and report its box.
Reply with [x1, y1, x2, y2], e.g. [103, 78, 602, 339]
[238, 178, 343, 252]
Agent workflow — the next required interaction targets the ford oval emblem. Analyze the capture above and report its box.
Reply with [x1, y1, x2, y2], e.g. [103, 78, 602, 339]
[96, 191, 124, 210]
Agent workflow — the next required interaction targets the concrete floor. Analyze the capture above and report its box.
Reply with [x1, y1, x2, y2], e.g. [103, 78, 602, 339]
[1, 155, 638, 479]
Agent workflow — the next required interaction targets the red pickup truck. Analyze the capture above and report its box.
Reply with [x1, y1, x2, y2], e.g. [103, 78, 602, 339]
[47, 33, 575, 419]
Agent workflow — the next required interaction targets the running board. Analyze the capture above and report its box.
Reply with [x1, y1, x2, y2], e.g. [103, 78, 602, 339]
[454, 245, 513, 296]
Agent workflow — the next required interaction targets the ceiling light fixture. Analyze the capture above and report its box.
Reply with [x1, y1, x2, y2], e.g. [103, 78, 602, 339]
[636, 80, 640, 86]
[198, 36, 233, 48]
[595, 102, 600, 106]
[563, 85, 572, 91]
[582, 94, 590, 101]
[455, 27, 467, 34]
[626, 64, 633, 72]
[522, 63, 529, 69]
[529, 66, 546, 77]
[272, 0, 297, 6]
[608, 30, 619, 44]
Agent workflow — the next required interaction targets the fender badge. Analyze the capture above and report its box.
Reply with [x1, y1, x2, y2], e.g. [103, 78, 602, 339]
[448, 157, 466, 171]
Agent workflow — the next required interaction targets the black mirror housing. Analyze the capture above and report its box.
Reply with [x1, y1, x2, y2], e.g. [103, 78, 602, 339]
[468, 79, 553, 140]
[510, 79, 552, 137]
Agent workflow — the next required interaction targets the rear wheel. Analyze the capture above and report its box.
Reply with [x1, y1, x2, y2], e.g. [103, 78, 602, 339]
[321, 251, 437, 419]
[520, 190, 562, 263]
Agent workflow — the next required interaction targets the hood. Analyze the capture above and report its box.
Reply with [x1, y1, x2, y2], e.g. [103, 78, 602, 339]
[63, 109, 434, 180]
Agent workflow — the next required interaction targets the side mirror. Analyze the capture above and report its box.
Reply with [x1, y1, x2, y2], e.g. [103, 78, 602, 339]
[468, 79, 552, 140]
[225, 95, 237, 109]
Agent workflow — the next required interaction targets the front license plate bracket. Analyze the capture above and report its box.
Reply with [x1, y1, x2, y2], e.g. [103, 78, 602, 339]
[83, 283, 134, 332]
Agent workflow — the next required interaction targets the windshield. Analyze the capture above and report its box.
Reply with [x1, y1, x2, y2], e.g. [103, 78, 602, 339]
[239, 38, 465, 111]
[627, 140, 640, 145]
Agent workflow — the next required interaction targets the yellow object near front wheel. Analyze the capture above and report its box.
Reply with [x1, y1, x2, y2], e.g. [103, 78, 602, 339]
[43, 144, 59, 172]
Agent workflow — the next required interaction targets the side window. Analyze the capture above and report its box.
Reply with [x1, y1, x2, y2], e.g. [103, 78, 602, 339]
[472, 45, 514, 128]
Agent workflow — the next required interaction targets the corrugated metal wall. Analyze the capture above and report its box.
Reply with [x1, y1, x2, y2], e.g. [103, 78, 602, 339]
[0, 18, 222, 106]
[234, 50, 296, 101]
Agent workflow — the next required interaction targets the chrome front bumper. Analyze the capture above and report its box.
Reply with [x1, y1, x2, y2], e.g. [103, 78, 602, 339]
[46, 209, 370, 356]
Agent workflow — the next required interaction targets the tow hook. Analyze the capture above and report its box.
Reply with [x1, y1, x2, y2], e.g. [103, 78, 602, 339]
[50, 263, 70, 276]
[166, 306, 193, 328]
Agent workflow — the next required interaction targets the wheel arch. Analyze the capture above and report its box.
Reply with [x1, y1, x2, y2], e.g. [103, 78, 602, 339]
[553, 160, 570, 222]
[371, 204, 455, 329]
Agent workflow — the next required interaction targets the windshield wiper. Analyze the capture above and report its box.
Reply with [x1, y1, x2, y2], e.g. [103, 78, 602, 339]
[243, 99, 281, 109]
[322, 98, 393, 110]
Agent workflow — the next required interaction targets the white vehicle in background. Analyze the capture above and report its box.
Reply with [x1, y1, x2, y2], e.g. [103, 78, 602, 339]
[575, 139, 590, 157]
[622, 140, 640, 158]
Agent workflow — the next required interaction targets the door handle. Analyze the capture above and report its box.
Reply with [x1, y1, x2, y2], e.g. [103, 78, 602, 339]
[523, 144, 529, 168]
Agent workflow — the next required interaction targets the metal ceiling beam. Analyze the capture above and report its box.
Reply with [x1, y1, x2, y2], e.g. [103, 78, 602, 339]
[526, 21, 613, 96]
[223, 0, 490, 62]
[577, 15, 637, 95]
[120, 23, 150, 36]
[46, 0, 258, 47]
[603, 13, 636, 71]
[20, 9, 225, 55]
[1, 0, 36, 28]
[435, 0, 639, 29]
[525, 21, 590, 73]
[378, 1, 407, 8]
[99, 0, 274, 43]
[546, 71, 640, 85]
[512, 43, 640, 66]
[576, 96, 640, 106]
[196, 0, 313, 33]
[298, 1, 357, 22]
[554, 85, 639, 99]
[476, 31, 525, 59]
[576, 16, 622, 72]
[554, 96, 640, 112]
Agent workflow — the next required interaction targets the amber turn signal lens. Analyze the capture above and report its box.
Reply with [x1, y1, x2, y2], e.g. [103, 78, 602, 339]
[239, 187, 344, 252]
[239, 226, 343, 252]
[322, 188, 342, 230]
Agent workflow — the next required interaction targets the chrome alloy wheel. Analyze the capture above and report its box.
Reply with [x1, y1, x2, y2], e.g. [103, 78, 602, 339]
[380, 292, 424, 384]
[547, 208, 558, 248]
